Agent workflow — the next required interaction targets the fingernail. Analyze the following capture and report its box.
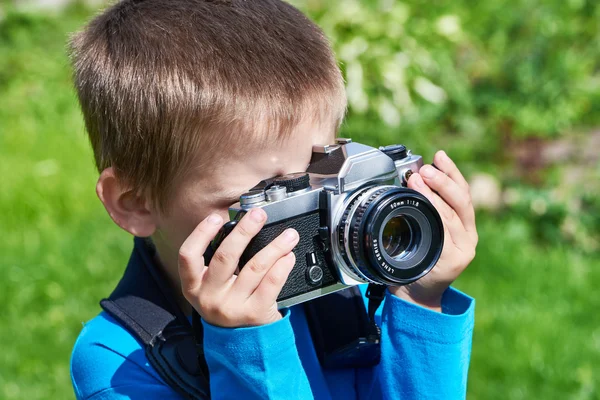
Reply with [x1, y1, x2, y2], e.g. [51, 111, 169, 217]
[420, 165, 436, 179]
[283, 228, 298, 242]
[250, 208, 266, 223]
[208, 214, 222, 225]
[413, 173, 425, 188]
[440, 150, 450, 161]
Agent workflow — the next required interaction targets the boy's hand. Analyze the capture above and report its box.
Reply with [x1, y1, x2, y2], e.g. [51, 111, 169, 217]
[389, 151, 478, 312]
[178, 208, 299, 327]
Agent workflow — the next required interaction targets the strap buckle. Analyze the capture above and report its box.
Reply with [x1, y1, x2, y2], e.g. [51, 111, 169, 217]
[366, 284, 386, 303]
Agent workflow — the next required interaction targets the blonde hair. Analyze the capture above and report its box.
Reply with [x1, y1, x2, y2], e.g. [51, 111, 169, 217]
[69, 0, 346, 213]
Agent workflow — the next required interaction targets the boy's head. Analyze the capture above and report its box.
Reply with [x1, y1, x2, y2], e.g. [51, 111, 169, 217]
[70, 0, 346, 256]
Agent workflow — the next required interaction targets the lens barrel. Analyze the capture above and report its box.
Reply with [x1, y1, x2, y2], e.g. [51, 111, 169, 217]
[339, 186, 443, 285]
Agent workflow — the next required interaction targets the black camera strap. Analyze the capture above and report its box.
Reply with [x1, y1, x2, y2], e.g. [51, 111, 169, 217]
[366, 283, 387, 340]
[100, 237, 210, 400]
[301, 283, 386, 369]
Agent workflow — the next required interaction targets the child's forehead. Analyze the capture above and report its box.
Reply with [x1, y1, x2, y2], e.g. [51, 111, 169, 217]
[190, 124, 335, 198]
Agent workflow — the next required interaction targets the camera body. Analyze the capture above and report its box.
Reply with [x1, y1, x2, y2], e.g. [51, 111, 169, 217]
[216, 138, 444, 308]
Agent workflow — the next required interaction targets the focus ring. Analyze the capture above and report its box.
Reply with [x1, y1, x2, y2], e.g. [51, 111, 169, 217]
[349, 188, 392, 283]
[339, 189, 373, 280]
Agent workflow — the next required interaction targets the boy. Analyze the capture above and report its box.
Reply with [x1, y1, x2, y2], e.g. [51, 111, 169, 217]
[70, 0, 477, 399]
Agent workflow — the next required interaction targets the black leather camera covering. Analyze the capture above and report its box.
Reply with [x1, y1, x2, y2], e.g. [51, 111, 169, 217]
[239, 210, 338, 301]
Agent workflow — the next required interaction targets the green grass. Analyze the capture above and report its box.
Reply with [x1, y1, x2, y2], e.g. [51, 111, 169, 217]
[0, 4, 599, 400]
[0, 6, 132, 399]
[456, 219, 600, 399]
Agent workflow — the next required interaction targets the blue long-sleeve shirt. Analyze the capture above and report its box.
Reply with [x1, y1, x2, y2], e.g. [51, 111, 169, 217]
[71, 285, 474, 399]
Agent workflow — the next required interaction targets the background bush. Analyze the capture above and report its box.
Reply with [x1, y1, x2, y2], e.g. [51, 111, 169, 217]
[1, 0, 599, 399]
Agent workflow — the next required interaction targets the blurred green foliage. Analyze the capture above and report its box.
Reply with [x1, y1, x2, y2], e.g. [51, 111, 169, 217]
[294, 0, 600, 141]
[290, 0, 600, 254]
[0, 1, 599, 399]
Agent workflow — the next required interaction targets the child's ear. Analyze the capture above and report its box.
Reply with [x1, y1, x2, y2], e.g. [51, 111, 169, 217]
[96, 167, 156, 237]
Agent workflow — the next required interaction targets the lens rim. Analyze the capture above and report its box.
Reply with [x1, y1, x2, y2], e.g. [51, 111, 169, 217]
[351, 188, 444, 285]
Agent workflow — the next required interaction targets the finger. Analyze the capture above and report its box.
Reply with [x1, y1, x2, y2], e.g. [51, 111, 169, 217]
[251, 251, 295, 306]
[434, 216, 458, 272]
[205, 208, 267, 285]
[233, 228, 299, 298]
[407, 173, 470, 248]
[178, 213, 224, 294]
[433, 150, 470, 193]
[419, 164, 476, 234]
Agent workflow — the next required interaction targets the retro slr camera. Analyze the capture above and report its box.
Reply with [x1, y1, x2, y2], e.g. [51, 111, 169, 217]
[212, 139, 444, 308]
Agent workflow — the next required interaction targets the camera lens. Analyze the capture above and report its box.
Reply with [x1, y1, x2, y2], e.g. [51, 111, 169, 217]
[381, 215, 417, 259]
[337, 186, 443, 286]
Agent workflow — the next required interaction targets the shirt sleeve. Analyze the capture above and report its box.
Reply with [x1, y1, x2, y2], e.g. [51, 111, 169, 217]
[202, 308, 314, 400]
[70, 313, 184, 400]
[357, 287, 475, 400]
[356, 286, 475, 400]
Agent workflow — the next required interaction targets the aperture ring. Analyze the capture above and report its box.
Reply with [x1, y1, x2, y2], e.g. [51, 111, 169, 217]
[349, 188, 391, 283]
[338, 189, 376, 282]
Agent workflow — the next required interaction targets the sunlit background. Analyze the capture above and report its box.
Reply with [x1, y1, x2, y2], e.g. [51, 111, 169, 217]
[1, 0, 599, 398]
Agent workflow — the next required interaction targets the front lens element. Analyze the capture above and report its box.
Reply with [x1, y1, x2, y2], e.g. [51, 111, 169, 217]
[381, 215, 414, 259]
